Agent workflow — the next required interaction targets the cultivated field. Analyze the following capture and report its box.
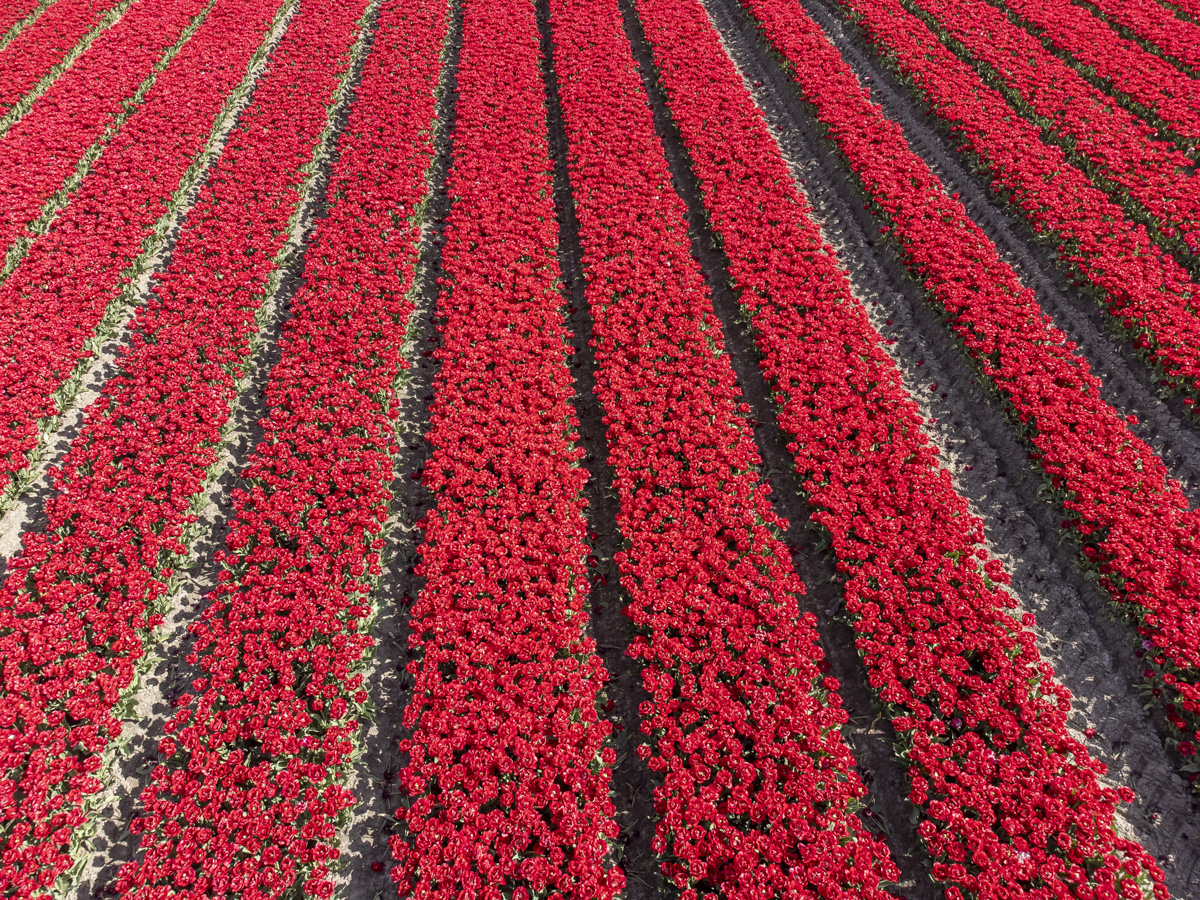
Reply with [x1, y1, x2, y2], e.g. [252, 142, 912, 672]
[0, 0, 1198, 897]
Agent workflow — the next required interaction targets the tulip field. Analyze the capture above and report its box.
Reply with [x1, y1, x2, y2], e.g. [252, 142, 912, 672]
[3, 0, 1200, 897]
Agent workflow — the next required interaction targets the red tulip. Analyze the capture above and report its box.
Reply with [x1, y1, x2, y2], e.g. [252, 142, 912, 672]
[546, 0, 901, 893]
[0, 0, 124, 117]
[845, 0, 1200, 399]
[737, 0, 1179, 893]
[1002, 0, 1200, 143]
[0, 0, 371, 893]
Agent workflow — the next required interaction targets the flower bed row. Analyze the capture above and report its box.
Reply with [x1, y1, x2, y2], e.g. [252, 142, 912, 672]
[0, 0, 122, 116]
[117, 2, 448, 896]
[0, 0, 209, 263]
[0, 0, 287, 509]
[387, 1, 621, 895]
[0, 0, 368, 893]
[631, 0, 1164, 896]
[546, 0, 900, 895]
[741, 0, 1200, 804]
[0, 1, 44, 45]
[904, 0, 1200, 261]
[1161, 0, 1200, 22]
[1074, 0, 1200, 75]
[992, 0, 1200, 145]
[840, 0, 1200, 408]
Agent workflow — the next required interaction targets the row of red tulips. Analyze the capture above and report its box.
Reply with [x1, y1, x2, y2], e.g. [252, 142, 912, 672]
[743, 0, 1200, 803]
[0, 1, 43, 46]
[0, 0, 367, 892]
[0, 0, 121, 116]
[842, 0, 1200, 408]
[1161, 0, 1200, 22]
[633, 0, 1163, 896]
[1074, 0, 1200, 74]
[389, 1, 620, 894]
[0, 0, 286, 511]
[547, 0, 901, 895]
[905, 0, 1200, 262]
[118, 1, 445, 895]
[992, 0, 1200, 145]
[0, 0, 208, 272]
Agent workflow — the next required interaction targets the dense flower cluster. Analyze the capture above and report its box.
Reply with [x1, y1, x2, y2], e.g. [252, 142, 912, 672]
[904, 0, 1200, 259]
[994, 0, 1200, 144]
[117, 2, 445, 896]
[0, 0, 1194, 890]
[0, 0, 286, 502]
[547, 0, 900, 895]
[0, 0, 365, 893]
[387, 2, 622, 895]
[0, 0, 121, 116]
[745, 0, 1200, 809]
[841, 0, 1200, 406]
[0, 0, 207, 265]
[1074, 0, 1200, 74]
[633, 0, 1164, 897]
[1160, 0, 1200, 21]
[0, 1, 43, 43]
